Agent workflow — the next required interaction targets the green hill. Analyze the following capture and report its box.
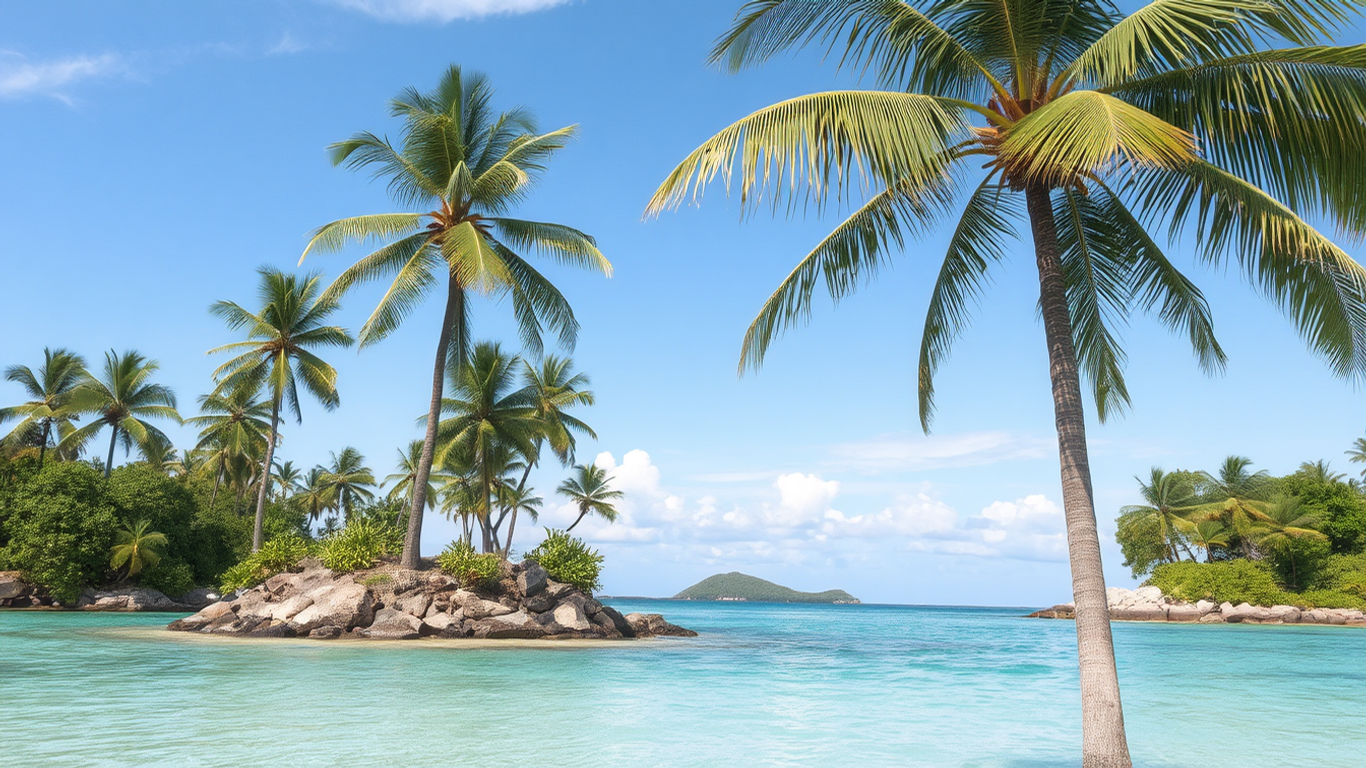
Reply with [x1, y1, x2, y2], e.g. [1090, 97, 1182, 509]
[673, 572, 860, 604]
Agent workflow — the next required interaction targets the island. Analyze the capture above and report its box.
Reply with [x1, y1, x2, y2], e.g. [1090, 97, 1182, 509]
[674, 572, 860, 604]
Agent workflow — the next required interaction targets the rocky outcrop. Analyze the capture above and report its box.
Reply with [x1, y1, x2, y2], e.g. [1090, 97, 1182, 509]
[0, 572, 52, 607]
[168, 560, 696, 642]
[1028, 586, 1366, 627]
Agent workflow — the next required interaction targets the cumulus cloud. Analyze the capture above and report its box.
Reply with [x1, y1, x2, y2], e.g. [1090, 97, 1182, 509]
[326, 0, 572, 22]
[0, 52, 125, 101]
[827, 431, 1050, 473]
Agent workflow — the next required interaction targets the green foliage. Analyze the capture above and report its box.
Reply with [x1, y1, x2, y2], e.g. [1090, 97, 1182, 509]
[1309, 554, 1366, 600]
[436, 540, 502, 589]
[141, 559, 196, 598]
[1282, 474, 1366, 554]
[109, 519, 167, 578]
[1115, 509, 1170, 579]
[1293, 589, 1366, 610]
[525, 529, 603, 594]
[0, 462, 118, 603]
[219, 534, 314, 593]
[674, 571, 858, 603]
[1263, 536, 1331, 592]
[1149, 560, 1293, 607]
[317, 517, 402, 573]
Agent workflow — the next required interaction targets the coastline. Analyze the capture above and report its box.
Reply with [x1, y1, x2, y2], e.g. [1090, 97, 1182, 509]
[1029, 586, 1366, 627]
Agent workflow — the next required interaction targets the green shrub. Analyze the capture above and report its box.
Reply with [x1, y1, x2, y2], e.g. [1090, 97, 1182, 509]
[525, 530, 603, 594]
[219, 534, 314, 593]
[1, 462, 118, 603]
[1294, 589, 1366, 610]
[318, 518, 402, 572]
[142, 559, 197, 598]
[436, 541, 502, 588]
[1309, 553, 1366, 598]
[1148, 560, 1295, 607]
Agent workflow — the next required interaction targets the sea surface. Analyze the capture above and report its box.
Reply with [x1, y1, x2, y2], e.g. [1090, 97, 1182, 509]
[1, 601, 1362, 767]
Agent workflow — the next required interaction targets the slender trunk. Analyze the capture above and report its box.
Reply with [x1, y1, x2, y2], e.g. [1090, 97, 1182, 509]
[104, 424, 118, 478]
[481, 460, 494, 554]
[566, 510, 586, 532]
[1026, 185, 1132, 768]
[251, 400, 282, 552]
[503, 459, 536, 558]
[402, 277, 463, 569]
[210, 468, 223, 508]
[39, 421, 50, 469]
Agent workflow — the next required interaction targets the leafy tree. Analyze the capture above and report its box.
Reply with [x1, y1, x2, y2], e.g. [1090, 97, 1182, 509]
[63, 350, 181, 478]
[558, 463, 623, 532]
[383, 440, 444, 510]
[1282, 470, 1366, 554]
[1188, 520, 1232, 564]
[1257, 495, 1330, 589]
[320, 448, 376, 521]
[1191, 456, 1275, 557]
[303, 65, 612, 568]
[208, 268, 352, 552]
[272, 460, 304, 501]
[1115, 468, 1198, 575]
[0, 348, 87, 467]
[110, 519, 167, 579]
[648, 2, 1366, 762]
[1, 462, 118, 602]
[296, 466, 336, 524]
[436, 342, 544, 552]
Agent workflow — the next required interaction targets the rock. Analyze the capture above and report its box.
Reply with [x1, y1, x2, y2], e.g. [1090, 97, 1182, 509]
[393, 592, 432, 618]
[1267, 605, 1301, 624]
[1133, 586, 1164, 603]
[1027, 605, 1075, 620]
[78, 587, 186, 612]
[289, 582, 374, 633]
[309, 625, 344, 640]
[248, 621, 297, 639]
[451, 590, 514, 620]
[420, 613, 458, 637]
[361, 608, 422, 640]
[0, 572, 38, 604]
[553, 601, 592, 632]
[598, 606, 636, 638]
[1199, 613, 1226, 624]
[176, 588, 220, 610]
[626, 613, 699, 638]
[1166, 606, 1203, 623]
[471, 610, 548, 639]
[524, 590, 557, 613]
[1110, 607, 1167, 622]
[168, 601, 234, 631]
[517, 563, 548, 598]
[1195, 600, 1216, 614]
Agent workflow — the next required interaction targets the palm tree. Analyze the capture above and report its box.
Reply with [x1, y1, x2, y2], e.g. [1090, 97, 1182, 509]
[1345, 438, 1366, 479]
[63, 351, 181, 478]
[1192, 456, 1275, 557]
[558, 463, 622, 532]
[272, 460, 305, 501]
[109, 519, 167, 580]
[647, 4, 1366, 764]
[1257, 496, 1329, 588]
[496, 482, 542, 557]
[1298, 460, 1345, 484]
[1117, 468, 1198, 565]
[139, 438, 180, 474]
[1188, 520, 1231, 564]
[383, 440, 448, 510]
[435, 342, 544, 553]
[209, 268, 353, 552]
[296, 466, 336, 524]
[0, 348, 87, 467]
[302, 65, 613, 568]
[186, 386, 272, 509]
[320, 448, 376, 521]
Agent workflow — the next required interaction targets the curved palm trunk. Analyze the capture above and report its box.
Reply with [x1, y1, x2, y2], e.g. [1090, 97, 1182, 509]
[104, 424, 119, 478]
[1026, 186, 1132, 768]
[402, 277, 464, 569]
[503, 458, 537, 558]
[251, 401, 282, 552]
[38, 421, 51, 469]
[566, 510, 586, 532]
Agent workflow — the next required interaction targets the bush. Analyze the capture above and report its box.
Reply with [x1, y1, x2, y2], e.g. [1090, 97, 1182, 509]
[1309, 553, 1366, 599]
[220, 534, 314, 593]
[142, 559, 197, 598]
[1263, 536, 1331, 591]
[318, 518, 403, 573]
[1294, 589, 1366, 610]
[525, 530, 603, 594]
[1149, 560, 1294, 607]
[0, 462, 118, 603]
[436, 541, 502, 588]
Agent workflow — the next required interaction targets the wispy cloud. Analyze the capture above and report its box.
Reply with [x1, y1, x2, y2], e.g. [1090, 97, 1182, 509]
[326, 0, 572, 23]
[0, 51, 126, 101]
[826, 431, 1051, 473]
[267, 33, 310, 56]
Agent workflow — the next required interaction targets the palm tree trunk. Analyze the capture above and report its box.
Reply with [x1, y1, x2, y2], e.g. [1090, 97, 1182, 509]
[1026, 185, 1132, 768]
[566, 511, 586, 532]
[104, 424, 118, 478]
[210, 468, 223, 508]
[39, 421, 50, 469]
[501, 459, 537, 559]
[251, 400, 282, 552]
[402, 277, 464, 569]
[481, 461, 494, 554]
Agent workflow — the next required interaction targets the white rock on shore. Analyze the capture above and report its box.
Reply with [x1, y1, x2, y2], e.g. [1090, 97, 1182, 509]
[1029, 587, 1366, 627]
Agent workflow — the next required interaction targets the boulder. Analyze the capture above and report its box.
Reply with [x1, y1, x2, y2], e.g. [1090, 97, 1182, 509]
[1110, 607, 1167, 622]
[420, 613, 458, 637]
[471, 610, 547, 639]
[626, 613, 699, 638]
[517, 563, 548, 598]
[248, 621, 297, 639]
[451, 590, 514, 620]
[393, 592, 432, 618]
[523, 590, 557, 614]
[167, 601, 234, 631]
[553, 601, 592, 632]
[177, 588, 220, 610]
[289, 582, 374, 633]
[78, 588, 186, 612]
[1166, 605, 1203, 623]
[1267, 605, 1301, 624]
[1198, 613, 1226, 624]
[268, 595, 314, 623]
[309, 625, 343, 640]
[598, 605, 636, 638]
[1195, 600, 1216, 614]
[361, 608, 422, 640]
[0, 572, 36, 603]
[1026, 605, 1075, 620]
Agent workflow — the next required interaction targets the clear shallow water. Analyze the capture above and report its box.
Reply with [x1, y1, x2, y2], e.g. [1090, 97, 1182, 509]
[1, 601, 1362, 767]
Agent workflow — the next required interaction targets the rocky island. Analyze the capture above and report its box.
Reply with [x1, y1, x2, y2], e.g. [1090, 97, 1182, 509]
[1029, 586, 1366, 626]
[168, 558, 697, 641]
[674, 572, 860, 604]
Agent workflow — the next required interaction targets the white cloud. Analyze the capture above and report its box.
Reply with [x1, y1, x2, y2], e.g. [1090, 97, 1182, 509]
[827, 431, 1050, 473]
[0, 52, 125, 101]
[326, 0, 572, 22]
[771, 472, 840, 527]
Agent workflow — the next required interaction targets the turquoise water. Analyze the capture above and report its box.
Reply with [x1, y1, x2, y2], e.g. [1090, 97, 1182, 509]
[1, 601, 1362, 767]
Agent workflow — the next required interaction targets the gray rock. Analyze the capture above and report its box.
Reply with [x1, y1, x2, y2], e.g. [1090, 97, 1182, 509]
[420, 613, 457, 637]
[524, 590, 557, 613]
[309, 625, 343, 640]
[626, 613, 699, 638]
[1195, 600, 1216, 614]
[394, 592, 432, 618]
[452, 590, 514, 620]
[290, 582, 374, 632]
[517, 562, 548, 598]
[176, 588, 220, 610]
[1267, 605, 1301, 624]
[1109, 607, 1167, 622]
[1199, 613, 1226, 624]
[248, 621, 297, 639]
[553, 601, 591, 632]
[268, 595, 314, 623]
[0, 572, 33, 602]
[598, 605, 636, 638]
[78, 587, 186, 612]
[168, 601, 234, 631]
[1166, 606, 1203, 623]
[361, 608, 422, 640]
[470, 610, 547, 639]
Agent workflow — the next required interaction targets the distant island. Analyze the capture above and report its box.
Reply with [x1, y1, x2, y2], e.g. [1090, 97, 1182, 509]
[674, 572, 860, 604]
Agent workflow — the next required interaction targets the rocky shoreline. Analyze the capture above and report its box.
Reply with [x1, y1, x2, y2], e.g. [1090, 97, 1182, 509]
[1, 571, 217, 612]
[1029, 586, 1366, 626]
[167, 559, 697, 641]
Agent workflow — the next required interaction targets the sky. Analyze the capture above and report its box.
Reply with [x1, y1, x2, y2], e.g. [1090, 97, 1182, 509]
[2, 0, 1365, 606]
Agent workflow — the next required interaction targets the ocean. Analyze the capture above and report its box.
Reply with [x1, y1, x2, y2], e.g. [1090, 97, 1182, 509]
[1, 600, 1362, 766]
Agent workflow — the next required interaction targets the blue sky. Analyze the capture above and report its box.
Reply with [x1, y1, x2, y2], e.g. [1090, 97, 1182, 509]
[3, 0, 1365, 605]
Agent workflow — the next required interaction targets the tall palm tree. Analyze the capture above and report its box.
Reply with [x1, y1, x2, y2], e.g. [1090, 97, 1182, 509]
[272, 460, 305, 501]
[209, 268, 353, 552]
[647, 3, 1366, 764]
[64, 350, 181, 478]
[497, 482, 543, 557]
[186, 386, 272, 509]
[558, 463, 623, 532]
[383, 440, 448, 510]
[1256, 495, 1329, 588]
[1188, 520, 1231, 564]
[320, 447, 376, 521]
[302, 65, 613, 568]
[1298, 459, 1345, 484]
[1191, 455, 1276, 557]
[0, 348, 87, 467]
[1117, 468, 1198, 565]
[296, 466, 337, 524]
[435, 342, 544, 553]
